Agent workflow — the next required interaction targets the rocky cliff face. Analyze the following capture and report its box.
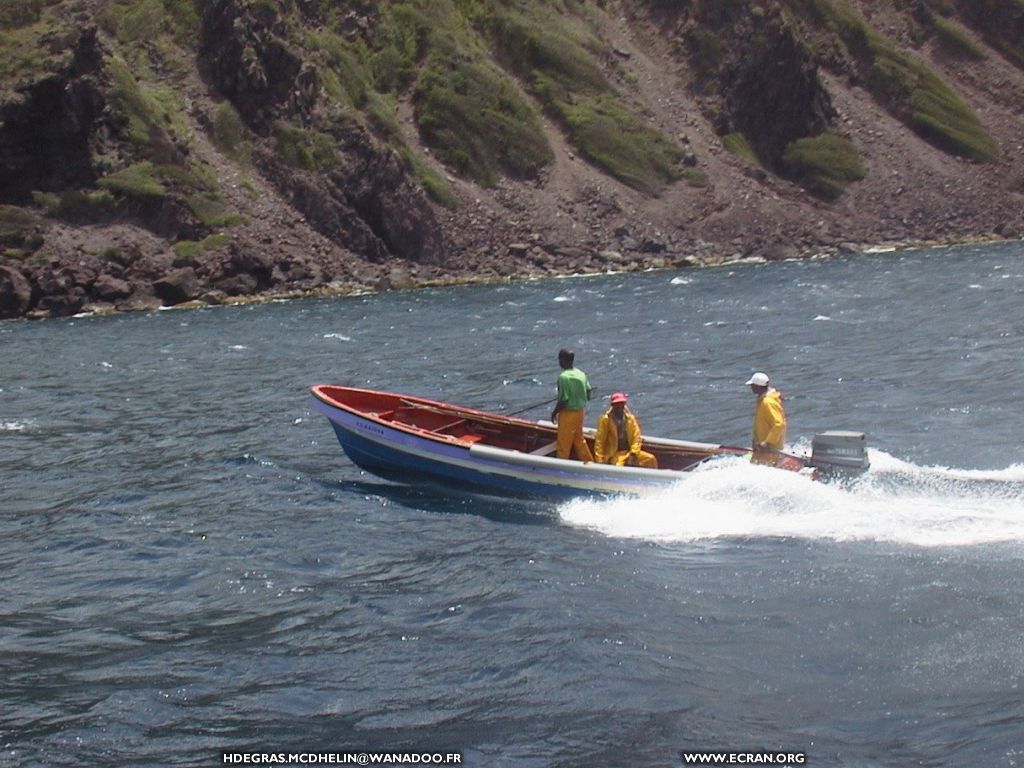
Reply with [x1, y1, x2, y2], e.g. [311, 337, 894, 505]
[0, 27, 105, 204]
[199, 0, 442, 263]
[1, 0, 1022, 319]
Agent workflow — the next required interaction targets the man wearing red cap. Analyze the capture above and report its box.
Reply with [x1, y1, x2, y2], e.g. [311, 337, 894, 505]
[593, 392, 658, 468]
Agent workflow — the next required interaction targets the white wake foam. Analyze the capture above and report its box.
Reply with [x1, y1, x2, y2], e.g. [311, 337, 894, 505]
[559, 451, 1024, 547]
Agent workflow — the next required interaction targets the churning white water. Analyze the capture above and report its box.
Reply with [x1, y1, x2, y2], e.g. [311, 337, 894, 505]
[560, 450, 1024, 547]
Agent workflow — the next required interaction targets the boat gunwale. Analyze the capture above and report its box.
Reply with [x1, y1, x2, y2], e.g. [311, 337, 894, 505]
[310, 384, 557, 449]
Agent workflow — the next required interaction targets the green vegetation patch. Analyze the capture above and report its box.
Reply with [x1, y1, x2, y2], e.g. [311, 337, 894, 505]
[559, 96, 683, 195]
[404, 150, 458, 208]
[106, 54, 188, 159]
[99, 0, 198, 138]
[787, 0, 871, 52]
[274, 122, 338, 172]
[163, 0, 200, 47]
[479, 6, 683, 193]
[371, 3, 432, 93]
[722, 132, 762, 166]
[868, 47, 1000, 161]
[0, 7, 66, 83]
[788, 0, 999, 162]
[928, 14, 985, 60]
[307, 28, 373, 109]
[211, 101, 251, 161]
[93, 160, 234, 231]
[486, 8, 608, 103]
[155, 162, 243, 228]
[685, 27, 727, 93]
[359, 92, 457, 207]
[358, 1, 553, 187]
[187, 196, 246, 229]
[0, 0, 43, 30]
[906, 73, 1000, 161]
[0, 205, 43, 248]
[100, 0, 164, 45]
[363, 91, 402, 140]
[682, 167, 710, 188]
[782, 131, 864, 198]
[956, 0, 1024, 68]
[173, 233, 231, 261]
[416, 56, 552, 185]
[100, 0, 199, 50]
[40, 190, 120, 222]
[98, 162, 168, 199]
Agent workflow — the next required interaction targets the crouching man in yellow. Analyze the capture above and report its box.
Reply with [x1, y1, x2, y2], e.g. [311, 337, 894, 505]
[594, 392, 658, 468]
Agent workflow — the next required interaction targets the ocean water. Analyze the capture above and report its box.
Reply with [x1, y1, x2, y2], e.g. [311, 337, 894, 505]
[2, 241, 1023, 767]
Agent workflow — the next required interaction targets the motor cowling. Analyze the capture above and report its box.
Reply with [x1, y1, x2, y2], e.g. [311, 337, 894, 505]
[811, 431, 869, 476]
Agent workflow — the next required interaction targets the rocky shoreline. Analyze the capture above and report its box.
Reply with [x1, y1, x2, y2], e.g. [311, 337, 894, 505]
[3, 232, 1014, 323]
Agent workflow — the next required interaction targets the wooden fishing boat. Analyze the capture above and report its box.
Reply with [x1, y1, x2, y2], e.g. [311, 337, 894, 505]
[310, 385, 870, 498]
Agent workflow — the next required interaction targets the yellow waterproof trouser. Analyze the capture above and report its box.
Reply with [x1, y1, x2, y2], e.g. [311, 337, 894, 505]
[609, 450, 658, 469]
[556, 409, 593, 462]
[751, 447, 780, 465]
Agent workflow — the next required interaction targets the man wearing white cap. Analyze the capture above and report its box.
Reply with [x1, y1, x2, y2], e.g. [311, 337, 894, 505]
[745, 372, 787, 464]
[593, 392, 658, 468]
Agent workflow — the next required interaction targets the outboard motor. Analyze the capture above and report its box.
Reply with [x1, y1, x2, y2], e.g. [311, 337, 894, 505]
[811, 431, 870, 477]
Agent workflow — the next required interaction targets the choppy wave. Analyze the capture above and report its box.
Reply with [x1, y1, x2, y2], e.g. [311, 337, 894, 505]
[559, 450, 1024, 547]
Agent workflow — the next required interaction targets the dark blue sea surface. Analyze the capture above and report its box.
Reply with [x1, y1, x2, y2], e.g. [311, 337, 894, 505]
[2, 241, 1023, 767]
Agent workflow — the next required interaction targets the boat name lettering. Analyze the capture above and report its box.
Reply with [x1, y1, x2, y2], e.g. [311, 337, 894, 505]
[356, 422, 388, 438]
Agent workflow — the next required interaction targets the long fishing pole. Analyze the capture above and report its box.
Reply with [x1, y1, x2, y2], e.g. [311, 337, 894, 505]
[506, 388, 604, 418]
[506, 397, 557, 417]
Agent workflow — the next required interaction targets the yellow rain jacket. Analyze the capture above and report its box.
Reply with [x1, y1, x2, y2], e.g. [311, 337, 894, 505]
[594, 408, 658, 468]
[752, 388, 787, 463]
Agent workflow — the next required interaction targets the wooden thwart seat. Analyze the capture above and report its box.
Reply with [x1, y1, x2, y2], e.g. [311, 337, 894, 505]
[530, 441, 557, 456]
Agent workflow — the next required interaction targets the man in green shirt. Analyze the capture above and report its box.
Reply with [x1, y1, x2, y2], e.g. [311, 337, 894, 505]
[551, 348, 594, 461]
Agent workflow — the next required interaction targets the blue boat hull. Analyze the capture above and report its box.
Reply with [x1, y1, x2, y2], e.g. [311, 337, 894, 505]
[328, 421, 590, 498]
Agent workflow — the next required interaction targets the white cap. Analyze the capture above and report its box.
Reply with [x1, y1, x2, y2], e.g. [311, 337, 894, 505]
[745, 372, 770, 387]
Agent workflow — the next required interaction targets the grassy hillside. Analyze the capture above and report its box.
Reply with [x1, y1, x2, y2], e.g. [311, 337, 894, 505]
[787, 0, 1000, 162]
[0, 0, 1004, 208]
[0, 0, 1020, 318]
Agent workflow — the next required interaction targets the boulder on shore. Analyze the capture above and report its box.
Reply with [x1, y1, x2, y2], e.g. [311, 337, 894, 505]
[0, 265, 32, 318]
